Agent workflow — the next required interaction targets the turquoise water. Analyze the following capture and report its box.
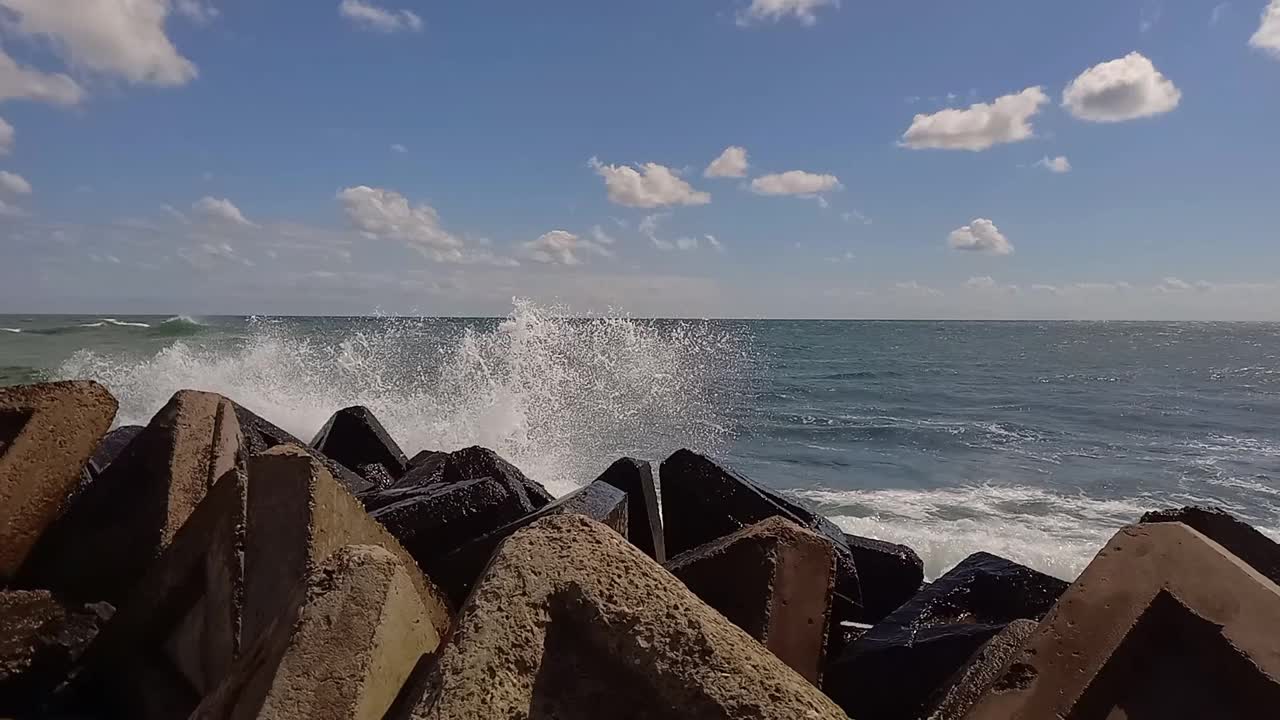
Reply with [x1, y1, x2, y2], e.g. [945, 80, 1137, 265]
[4, 303, 1278, 579]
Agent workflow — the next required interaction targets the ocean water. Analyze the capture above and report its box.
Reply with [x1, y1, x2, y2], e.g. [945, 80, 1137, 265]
[3, 302, 1278, 581]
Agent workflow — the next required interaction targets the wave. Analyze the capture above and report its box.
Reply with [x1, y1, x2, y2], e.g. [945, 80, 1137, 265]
[152, 315, 207, 338]
[1, 328, 19, 333]
[792, 483, 1280, 581]
[102, 318, 151, 328]
[56, 299, 752, 496]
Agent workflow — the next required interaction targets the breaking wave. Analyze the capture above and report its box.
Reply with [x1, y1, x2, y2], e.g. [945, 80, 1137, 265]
[57, 299, 752, 496]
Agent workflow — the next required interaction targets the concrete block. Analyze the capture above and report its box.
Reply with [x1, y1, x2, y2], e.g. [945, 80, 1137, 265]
[823, 551, 1067, 720]
[595, 456, 665, 562]
[660, 449, 863, 619]
[243, 445, 451, 644]
[843, 532, 924, 622]
[74, 469, 248, 720]
[427, 479, 628, 604]
[667, 516, 835, 684]
[403, 514, 846, 720]
[964, 522, 1280, 719]
[17, 389, 239, 603]
[310, 405, 408, 486]
[232, 401, 372, 494]
[0, 380, 117, 579]
[924, 619, 1038, 720]
[191, 545, 440, 720]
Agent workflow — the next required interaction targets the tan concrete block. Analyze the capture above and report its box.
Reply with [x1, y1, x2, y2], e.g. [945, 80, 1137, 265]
[76, 469, 248, 720]
[964, 522, 1280, 719]
[243, 445, 452, 644]
[406, 514, 846, 720]
[0, 380, 117, 578]
[667, 516, 835, 684]
[191, 544, 440, 720]
[18, 390, 241, 603]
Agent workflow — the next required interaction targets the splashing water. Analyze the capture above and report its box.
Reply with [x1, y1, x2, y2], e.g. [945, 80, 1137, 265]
[58, 299, 753, 495]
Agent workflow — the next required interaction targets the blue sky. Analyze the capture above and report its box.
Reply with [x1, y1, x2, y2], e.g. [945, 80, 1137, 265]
[1, 0, 1278, 318]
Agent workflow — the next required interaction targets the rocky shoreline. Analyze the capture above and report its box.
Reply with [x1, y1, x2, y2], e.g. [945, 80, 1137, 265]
[2, 380, 1278, 719]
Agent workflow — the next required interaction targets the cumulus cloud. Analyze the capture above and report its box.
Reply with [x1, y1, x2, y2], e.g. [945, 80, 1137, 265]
[0, 117, 11, 155]
[588, 157, 711, 208]
[737, 0, 838, 26]
[947, 218, 1014, 255]
[337, 185, 484, 263]
[749, 170, 842, 196]
[0, 171, 31, 195]
[1252, 0, 1280, 57]
[521, 229, 612, 266]
[1062, 52, 1181, 122]
[390, 143, 408, 154]
[1154, 276, 1212, 293]
[1035, 155, 1072, 173]
[842, 209, 872, 225]
[0, 0, 198, 86]
[901, 87, 1048, 151]
[193, 196, 256, 227]
[706, 234, 725, 252]
[0, 49, 85, 106]
[1211, 3, 1230, 26]
[964, 275, 997, 290]
[704, 146, 749, 178]
[338, 0, 424, 33]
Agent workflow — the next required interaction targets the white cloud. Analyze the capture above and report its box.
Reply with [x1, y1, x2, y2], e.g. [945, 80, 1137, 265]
[1035, 155, 1072, 173]
[1062, 52, 1181, 122]
[1251, 0, 1280, 57]
[901, 87, 1048, 151]
[1140, 1, 1163, 33]
[842, 209, 872, 225]
[173, 0, 218, 24]
[0, 0, 198, 86]
[192, 196, 256, 227]
[0, 197, 24, 217]
[706, 234, 725, 252]
[590, 224, 617, 245]
[390, 143, 408, 154]
[0, 118, 13, 155]
[0, 49, 85, 105]
[704, 146, 749, 178]
[521, 229, 612, 266]
[676, 236, 698, 250]
[337, 185, 468, 261]
[338, 0, 424, 33]
[964, 275, 997, 290]
[737, 0, 838, 26]
[1155, 276, 1207, 293]
[588, 157, 711, 208]
[0, 171, 31, 195]
[947, 218, 1014, 255]
[750, 170, 842, 196]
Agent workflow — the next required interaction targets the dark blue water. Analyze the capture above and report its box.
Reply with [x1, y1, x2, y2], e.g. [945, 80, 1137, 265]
[4, 306, 1278, 578]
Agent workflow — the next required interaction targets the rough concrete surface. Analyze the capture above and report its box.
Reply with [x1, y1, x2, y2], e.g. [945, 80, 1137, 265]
[0, 380, 117, 578]
[310, 405, 408, 485]
[1142, 505, 1280, 586]
[667, 516, 835, 684]
[76, 469, 249, 720]
[595, 457, 666, 562]
[192, 545, 438, 720]
[924, 618, 1038, 720]
[407, 514, 846, 720]
[964, 522, 1280, 719]
[243, 445, 452, 644]
[16, 389, 237, 604]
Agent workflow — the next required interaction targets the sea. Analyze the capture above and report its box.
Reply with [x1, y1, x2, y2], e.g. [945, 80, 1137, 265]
[3, 301, 1278, 581]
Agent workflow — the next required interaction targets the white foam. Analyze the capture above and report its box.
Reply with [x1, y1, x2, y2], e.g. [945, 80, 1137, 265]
[1, 328, 19, 333]
[101, 318, 151, 328]
[789, 483, 1280, 581]
[57, 299, 748, 497]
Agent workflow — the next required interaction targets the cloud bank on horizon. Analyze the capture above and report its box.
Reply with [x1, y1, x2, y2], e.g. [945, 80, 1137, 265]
[0, 0, 1278, 319]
